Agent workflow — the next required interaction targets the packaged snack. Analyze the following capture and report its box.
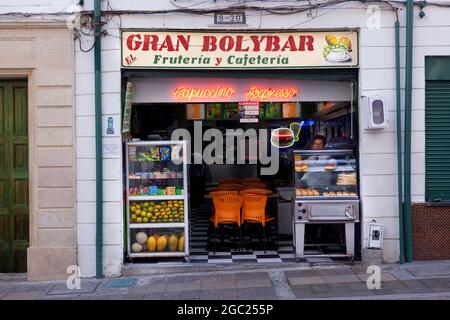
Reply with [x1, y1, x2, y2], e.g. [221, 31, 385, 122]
[149, 146, 160, 161]
[166, 186, 176, 195]
[159, 146, 171, 161]
[149, 186, 158, 195]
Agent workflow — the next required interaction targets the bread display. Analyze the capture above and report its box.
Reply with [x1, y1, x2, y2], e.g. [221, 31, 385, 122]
[296, 188, 321, 197]
[337, 173, 357, 185]
[322, 191, 358, 197]
[295, 161, 309, 172]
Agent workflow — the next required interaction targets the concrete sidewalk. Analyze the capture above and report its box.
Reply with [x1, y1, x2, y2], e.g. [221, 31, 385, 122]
[1, 261, 450, 300]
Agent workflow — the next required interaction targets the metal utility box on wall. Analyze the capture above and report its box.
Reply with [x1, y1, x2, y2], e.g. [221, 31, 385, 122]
[362, 96, 389, 129]
[367, 222, 384, 249]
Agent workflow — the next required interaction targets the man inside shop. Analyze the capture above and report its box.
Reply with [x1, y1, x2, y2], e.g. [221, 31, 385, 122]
[302, 134, 342, 251]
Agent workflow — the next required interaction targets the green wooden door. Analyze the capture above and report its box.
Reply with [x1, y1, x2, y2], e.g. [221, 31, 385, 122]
[0, 81, 29, 273]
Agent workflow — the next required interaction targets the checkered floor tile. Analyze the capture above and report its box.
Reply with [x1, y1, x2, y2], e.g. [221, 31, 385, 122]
[127, 202, 353, 265]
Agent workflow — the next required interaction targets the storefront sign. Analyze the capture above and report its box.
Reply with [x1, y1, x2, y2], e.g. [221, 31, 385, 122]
[174, 86, 235, 101]
[239, 101, 260, 123]
[122, 31, 358, 69]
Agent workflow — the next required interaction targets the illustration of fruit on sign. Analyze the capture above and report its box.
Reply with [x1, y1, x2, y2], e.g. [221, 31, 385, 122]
[323, 35, 352, 63]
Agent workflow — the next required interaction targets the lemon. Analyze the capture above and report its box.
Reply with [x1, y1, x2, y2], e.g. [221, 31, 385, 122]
[135, 210, 141, 216]
[131, 214, 137, 220]
[143, 217, 149, 223]
[136, 217, 143, 223]
[130, 206, 136, 212]
[143, 202, 149, 208]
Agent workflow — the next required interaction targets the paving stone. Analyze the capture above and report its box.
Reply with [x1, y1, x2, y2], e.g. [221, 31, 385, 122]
[317, 269, 338, 276]
[162, 291, 183, 300]
[215, 288, 238, 299]
[321, 275, 361, 284]
[293, 290, 315, 299]
[439, 277, 450, 287]
[166, 280, 202, 292]
[407, 265, 450, 278]
[47, 281, 100, 295]
[334, 268, 355, 276]
[2, 291, 44, 300]
[236, 278, 271, 289]
[237, 288, 257, 300]
[381, 281, 412, 294]
[310, 284, 332, 294]
[288, 276, 325, 286]
[285, 270, 317, 278]
[371, 288, 396, 296]
[200, 289, 219, 300]
[401, 280, 433, 293]
[9, 284, 53, 293]
[347, 282, 370, 291]
[0, 284, 14, 298]
[144, 292, 164, 300]
[419, 278, 450, 292]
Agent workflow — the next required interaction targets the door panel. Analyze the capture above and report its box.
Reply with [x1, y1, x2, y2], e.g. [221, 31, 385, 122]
[13, 87, 27, 136]
[13, 144, 27, 172]
[0, 81, 28, 273]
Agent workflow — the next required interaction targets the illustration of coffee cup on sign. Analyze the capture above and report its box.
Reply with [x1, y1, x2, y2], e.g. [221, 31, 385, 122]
[323, 34, 352, 63]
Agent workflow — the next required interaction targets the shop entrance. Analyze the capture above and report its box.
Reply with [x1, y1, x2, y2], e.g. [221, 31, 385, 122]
[123, 72, 360, 264]
[0, 80, 29, 272]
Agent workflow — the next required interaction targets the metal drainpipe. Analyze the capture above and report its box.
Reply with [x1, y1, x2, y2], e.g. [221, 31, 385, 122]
[94, 0, 104, 279]
[404, 0, 414, 262]
[395, 18, 405, 264]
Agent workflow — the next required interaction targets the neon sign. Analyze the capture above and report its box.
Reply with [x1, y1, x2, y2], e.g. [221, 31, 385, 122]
[173, 85, 299, 102]
[173, 86, 235, 101]
[270, 121, 304, 148]
[246, 87, 298, 101]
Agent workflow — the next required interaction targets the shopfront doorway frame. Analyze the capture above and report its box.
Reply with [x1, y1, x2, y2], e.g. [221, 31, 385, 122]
[120, 68, 362, 263]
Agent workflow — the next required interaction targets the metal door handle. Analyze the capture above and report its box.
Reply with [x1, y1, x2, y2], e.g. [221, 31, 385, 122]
[345, 205, 353, 219]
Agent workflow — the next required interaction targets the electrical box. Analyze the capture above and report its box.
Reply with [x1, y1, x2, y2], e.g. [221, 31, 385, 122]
[363, 96, 389, 129]
[367, 222, 384, 249]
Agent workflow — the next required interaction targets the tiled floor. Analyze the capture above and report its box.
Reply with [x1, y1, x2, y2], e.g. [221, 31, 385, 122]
[188, 203, 301, 263]
[128, 202, 352, 265]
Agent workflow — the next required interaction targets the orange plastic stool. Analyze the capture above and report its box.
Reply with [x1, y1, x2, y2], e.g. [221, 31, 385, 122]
[208, 194, 243, 253]
[241, 194, 274, 253]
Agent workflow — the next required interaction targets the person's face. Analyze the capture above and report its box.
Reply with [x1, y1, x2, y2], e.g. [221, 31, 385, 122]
[312, 139, 325, 150]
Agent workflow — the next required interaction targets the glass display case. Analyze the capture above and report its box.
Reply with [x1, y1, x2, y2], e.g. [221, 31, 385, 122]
[125, 141, 189, 259]
[293, 149, 358, 200]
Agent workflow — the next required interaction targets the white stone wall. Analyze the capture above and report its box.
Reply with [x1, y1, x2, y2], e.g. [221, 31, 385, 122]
[72, 0, 450, 274]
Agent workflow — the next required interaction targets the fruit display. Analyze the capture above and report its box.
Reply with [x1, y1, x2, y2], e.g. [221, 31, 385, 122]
[129, 200, 185, 224]
[127, 142, 189, 258]
[130, 230, 185, 253]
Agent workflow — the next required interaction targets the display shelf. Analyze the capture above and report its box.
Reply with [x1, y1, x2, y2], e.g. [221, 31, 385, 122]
[293, 149, 359, 199]
[126, 140, 189, 260]
[128, 252, 187, 258]
[128, 195, 185, 201]
[295, 166, 356, 173]
[129, 223, 185, 229]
